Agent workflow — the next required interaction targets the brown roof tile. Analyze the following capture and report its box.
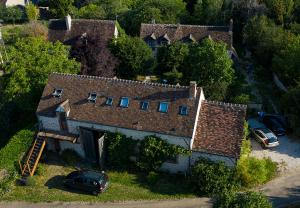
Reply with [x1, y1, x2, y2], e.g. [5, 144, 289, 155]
[37, 73, 203, 138]
[193, 101, 247, 158]
[140, 23, 232, 47]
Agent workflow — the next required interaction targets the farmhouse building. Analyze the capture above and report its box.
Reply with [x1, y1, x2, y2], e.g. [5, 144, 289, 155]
[140, 21, 237, 59]
[48, 16, 118, 77]
[35, 73, 246, 173]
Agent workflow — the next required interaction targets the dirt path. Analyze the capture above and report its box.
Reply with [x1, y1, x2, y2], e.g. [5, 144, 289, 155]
[0, 198, 213, 208]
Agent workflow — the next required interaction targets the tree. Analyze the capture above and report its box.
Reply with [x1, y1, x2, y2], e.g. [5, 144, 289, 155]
[263, 0, 294, 24]
[183, 39, 234, 100]
[3, 37, 80, 112]
[156, 42, 189, 75]
[25, 2, 40, 21]
[109, 35, 155, 79]
[272, 35, 300, 86]
[193, 0, 225, 24]
[94, 0, 136, 19]
[0, 6, 24, 24]
[74, 3, 106, 19]
[49, 0, 75, 18]
[120, 0, 186, 35]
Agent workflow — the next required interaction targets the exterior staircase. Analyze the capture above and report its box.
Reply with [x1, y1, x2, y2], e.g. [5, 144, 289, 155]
[19, 136, 46, 177]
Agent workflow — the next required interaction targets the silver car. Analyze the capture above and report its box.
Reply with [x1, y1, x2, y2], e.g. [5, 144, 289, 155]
[251, 128, 279, 148]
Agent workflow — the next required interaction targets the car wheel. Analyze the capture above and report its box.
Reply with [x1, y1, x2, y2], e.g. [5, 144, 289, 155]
[92, 191, 98, 196]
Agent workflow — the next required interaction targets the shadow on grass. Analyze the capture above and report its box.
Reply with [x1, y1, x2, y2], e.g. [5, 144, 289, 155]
[45, 175, 95, 196]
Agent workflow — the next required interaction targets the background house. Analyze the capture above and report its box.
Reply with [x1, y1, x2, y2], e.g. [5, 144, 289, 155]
[48, 15, 119, 77]
[2, 0, 27, 7]
[36, 73, 246, 173]
[140, 20, 238, 59]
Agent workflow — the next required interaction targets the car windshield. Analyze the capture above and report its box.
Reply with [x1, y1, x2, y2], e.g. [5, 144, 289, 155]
[261, 128, 272, 134]
[267, 137, 278, 143]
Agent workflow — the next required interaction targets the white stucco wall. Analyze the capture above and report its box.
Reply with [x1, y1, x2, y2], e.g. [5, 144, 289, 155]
[6, 0, 26, 6]
[38, 115, 191, 173]
[191, 151, 236, 167]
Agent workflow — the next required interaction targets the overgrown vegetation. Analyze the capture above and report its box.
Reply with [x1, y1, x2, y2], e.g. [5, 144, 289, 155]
[138, 135, 190, 172]
[214, 191, 272, 208]
[105, 132, 137, 170]
[191, 158, 238, 196]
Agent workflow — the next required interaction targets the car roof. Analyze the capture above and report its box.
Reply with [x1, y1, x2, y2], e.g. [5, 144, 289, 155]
[82, 170, 105, 180]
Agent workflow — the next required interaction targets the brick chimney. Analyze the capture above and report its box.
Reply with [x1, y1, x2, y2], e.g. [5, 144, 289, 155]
[65, 14, 72, 31]
[189, 81, 197, 99]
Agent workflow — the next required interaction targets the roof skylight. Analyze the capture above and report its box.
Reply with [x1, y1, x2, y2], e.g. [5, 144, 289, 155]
[88, 92, 97, 103]
[179, 106, 188, 115]
[120, 97, 129, 108]
[158, 102, 168, 113]
[141, 101, 149, 111]
[106, 97, 113, 106]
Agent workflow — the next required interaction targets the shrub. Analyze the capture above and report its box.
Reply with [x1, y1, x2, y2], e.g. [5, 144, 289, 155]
[137, 135, 190, 172]
[236, 157, 277, 187]
[191, 158, 238, 196]
[146, 171, 159, 185]
[26, 176, 37, 186]
[0, 6, 24, 24]
[25, 3, 40, 21]
[61, 149, 82, 166]
[214, 191, 272, 208]
[22, 22, 48, 40]
[105, 132, 137, 170]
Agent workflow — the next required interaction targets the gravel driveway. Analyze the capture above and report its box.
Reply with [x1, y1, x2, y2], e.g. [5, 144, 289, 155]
[248, 118, 300, 173]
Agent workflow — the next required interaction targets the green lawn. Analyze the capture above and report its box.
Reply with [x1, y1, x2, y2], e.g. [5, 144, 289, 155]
[2, 162, 195, 202]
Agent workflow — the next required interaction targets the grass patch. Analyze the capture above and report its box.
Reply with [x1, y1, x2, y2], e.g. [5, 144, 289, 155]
[2, 161, 195, 202]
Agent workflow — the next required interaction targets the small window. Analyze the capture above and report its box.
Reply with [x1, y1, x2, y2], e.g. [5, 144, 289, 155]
[52, 88, 63, 98]
[179, 106, 188, 115]
[88, 92, 97, 103]
[166, 155, 178, 164]
[120, 97, 129, 108]
[158, 102, 169, 113]
[140, 101, 149, 111]
[106, 97, 113, 106]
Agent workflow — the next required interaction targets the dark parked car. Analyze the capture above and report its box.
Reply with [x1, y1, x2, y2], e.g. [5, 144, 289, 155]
[263, 116, 286, 136]
[264, 114, 291, 132]
[63, 170, 109, 195]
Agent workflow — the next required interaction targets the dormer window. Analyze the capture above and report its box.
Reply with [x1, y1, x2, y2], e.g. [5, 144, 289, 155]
[179, 106, 188, 115]
[120, 97, 129, 108]
[88, 92, 97, 103]
[106, 97, 113, 106]
[158, 102, 169, 113]
[160, 34, 170, 45]
[140, 101, 149, 111]
[52, 88, 63, 98]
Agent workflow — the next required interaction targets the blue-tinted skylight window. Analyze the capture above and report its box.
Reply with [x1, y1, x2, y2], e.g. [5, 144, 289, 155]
[106, 97, 113, 106]
[52, 88, 63, 98]
[88, 92, 97, 103]
[179, 106, 188, 115]
[120, 97, 129, 108]
[159, 102, 169, 113]
[141, 101, 149, 110]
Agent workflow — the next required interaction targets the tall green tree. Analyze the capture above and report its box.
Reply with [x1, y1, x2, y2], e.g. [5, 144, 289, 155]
[25, 2, 40, 21]
[74, 3, 106, 19]
[193, 0, 225, 24]
[3, 37, 80, 112]
[109, 35, 155, 79]
[263, 0, 294, 24]
[120, 0, 186, 35]
[49, 0, 75, 18]
[183, 39, 234, 100]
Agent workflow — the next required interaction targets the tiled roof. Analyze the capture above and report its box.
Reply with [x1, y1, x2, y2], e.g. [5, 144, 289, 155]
[37, 73, 202, 138]
[48, 19, 118, 77]
[193, 101, 247, 158]
[140, 23, 232, 47]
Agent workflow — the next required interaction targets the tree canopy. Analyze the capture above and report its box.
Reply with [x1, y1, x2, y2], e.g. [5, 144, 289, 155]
[109, 35, 155, 79]
[3, 37, 80, 112]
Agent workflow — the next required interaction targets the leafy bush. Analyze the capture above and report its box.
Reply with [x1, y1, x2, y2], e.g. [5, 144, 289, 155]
[190, 158, 238, 196]
[61, 149, 82, 166]
[26, 176, 37, 186]
[214, 191, 272, 208]
[22, 22, 48, 40]
[146, 171, 159, 185]
[138, 135, 190, 172]
[0, 6, 24, 24]
[236, 157, 277, 187]
[105, 132, 137, 170]
[25, 3, 40, 21]
[0, 128, 34, 171]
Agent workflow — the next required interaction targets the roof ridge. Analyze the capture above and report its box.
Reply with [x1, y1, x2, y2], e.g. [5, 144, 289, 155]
[51, 72, 190, 89]
[141, 23, 229, 28]
[204, 100, 247, 109]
